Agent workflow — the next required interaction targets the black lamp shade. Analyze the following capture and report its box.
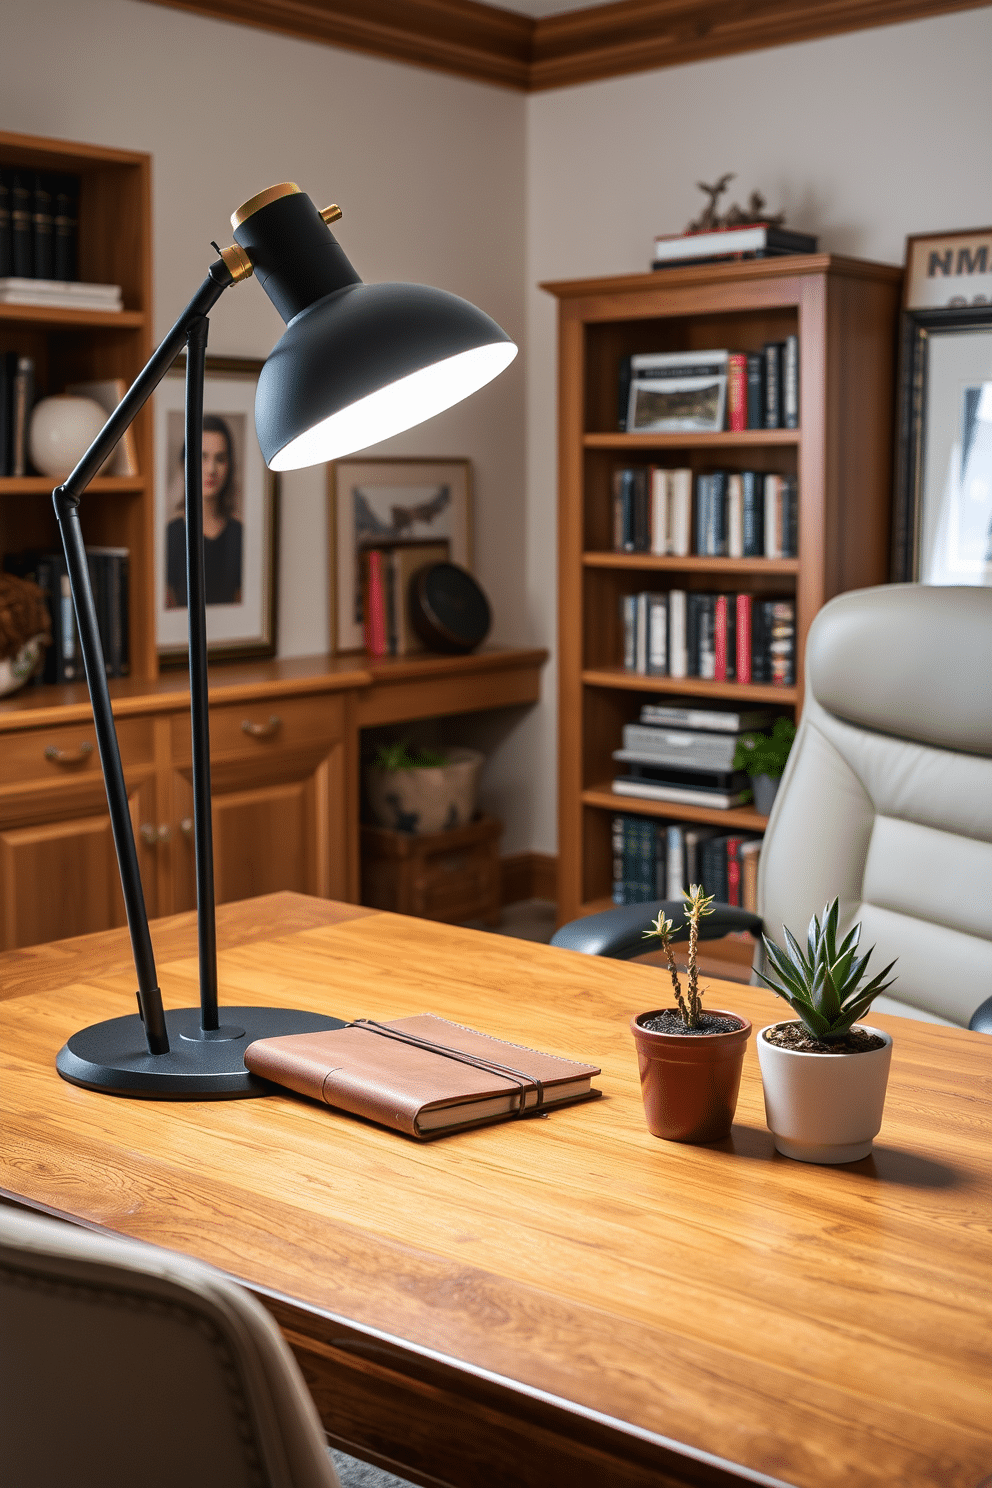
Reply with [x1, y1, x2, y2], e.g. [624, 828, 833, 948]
[258, 281, 515, 469]
[232, 184, 516, 470]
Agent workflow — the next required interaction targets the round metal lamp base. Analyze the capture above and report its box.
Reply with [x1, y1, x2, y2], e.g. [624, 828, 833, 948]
[56, 1006, 346, 1099]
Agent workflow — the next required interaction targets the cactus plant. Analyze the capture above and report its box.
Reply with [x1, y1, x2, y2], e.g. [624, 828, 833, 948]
[642, 884, 715, 1029]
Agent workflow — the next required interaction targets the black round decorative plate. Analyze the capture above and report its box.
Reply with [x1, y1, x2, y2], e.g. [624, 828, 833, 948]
[410, 562, 492, 654]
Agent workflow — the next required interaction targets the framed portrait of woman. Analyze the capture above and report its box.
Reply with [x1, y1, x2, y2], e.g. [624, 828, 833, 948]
[154, 355, 279, 663]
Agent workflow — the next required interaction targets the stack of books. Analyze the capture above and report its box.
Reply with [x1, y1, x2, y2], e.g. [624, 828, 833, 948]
[612, 700, 777, 811]
[4, 548, 129, 681]
[611, 813, 762, 910]
[620, 591, 795, 685]
[0, 278, 122, 312]
[0, 169, 80, 283]
[618, 336, 798, 432]
[612, 467, 797, 559]
[651, 223, 817, 271]
[361, 540, 448, 657]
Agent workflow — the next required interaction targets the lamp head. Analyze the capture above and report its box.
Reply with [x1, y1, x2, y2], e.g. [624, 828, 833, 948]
[231, 184, 517, 470]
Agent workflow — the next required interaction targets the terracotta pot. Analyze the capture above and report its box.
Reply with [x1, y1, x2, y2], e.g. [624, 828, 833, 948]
[756, 1022, 893, 1164]
[630, 1009, 751, 1143]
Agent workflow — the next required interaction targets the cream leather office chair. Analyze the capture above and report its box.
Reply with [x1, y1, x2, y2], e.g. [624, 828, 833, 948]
[0, 1204, 342, 1488]
[553, 585, 992, 1032]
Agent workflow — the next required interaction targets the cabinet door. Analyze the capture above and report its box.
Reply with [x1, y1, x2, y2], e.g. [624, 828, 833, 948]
[168, 696, 351, 911]
[0, 774, 159, 951]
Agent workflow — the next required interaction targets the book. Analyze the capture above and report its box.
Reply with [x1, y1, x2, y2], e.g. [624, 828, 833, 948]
[85, 545, 130, 677]
[727, 353, 747, 432]
[668, 590, 688, 678]
[243, 1014, 602, 1139]
[621, 593, 637, 670]
[627, 350, 728, 434]
[32, 173, 55, 282]
[713, 593, 734, 682]
[650, 467, 669, 555]
[0, 277, 122, 310]
[639, 700, 773, 732]
[741, 471, 763, 557]
[634, 591, 648, 674]
[783, 334, 799, 428]
[647, 593, 668, 675]
[735, 594, 753, 685]
[652, 223, 818, 267]
[618, 723, 743, 772]
[0, 350, 16, 477]
[0, 170, 11, 279]
[362, 549, 388, 656]
[727, 473, 743, 559]
[612, 815, 625, 904]
[764, 474, 782, 558]
[388, 541, 449, 655]
[669, 469, 692, 556]
[739, 837, 762, 912]
[617, 354, 632, 431]
[11, 355, 34, 477]
[66, 379, 139, 477]
[746, 351, 764, 429]
[763, 341, 784, 429]
[665, 824, 685, 898]
[612, 777, 753, 809]
[10, 172, 32, 279]
[53, 174, 79, 282]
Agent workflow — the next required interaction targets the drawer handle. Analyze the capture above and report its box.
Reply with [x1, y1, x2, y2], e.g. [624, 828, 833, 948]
[140, 823, 172, 846]
[180, 817, 193, 838]
[44, 741, 94, 767]
[241, 714, 281, 740]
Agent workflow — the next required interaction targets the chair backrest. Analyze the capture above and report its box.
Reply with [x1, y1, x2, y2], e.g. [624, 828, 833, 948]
[758, 585, 992, 1026]
[0, 1204, 341, 1488]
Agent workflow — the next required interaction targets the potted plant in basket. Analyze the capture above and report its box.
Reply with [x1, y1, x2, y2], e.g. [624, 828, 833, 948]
[732, 716, 796, 816]
[630, 886, 751, 1144]
[756, 898, 898, 1164]
[365, 741, 484, 835]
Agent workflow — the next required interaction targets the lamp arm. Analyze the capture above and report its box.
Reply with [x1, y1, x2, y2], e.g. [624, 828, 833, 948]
[52, 258, 236, 1057]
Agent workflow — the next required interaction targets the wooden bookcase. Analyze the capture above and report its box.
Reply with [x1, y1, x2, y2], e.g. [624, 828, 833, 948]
[0, 130, 155, 683]
[544, 256, 902, 924]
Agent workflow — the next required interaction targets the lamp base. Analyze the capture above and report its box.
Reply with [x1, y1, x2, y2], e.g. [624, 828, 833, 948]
[56, 1006, 346, 1099]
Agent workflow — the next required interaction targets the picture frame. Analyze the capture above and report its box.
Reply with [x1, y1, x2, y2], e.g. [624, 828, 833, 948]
[904, 227, 992, 311]
[155, 355, 279, 664]
[328, 457, 472, 652]
[892, 304, 992, 585]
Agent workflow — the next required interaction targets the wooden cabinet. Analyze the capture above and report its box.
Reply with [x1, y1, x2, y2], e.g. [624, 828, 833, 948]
[0, 131, 155, 683]
[544, 257, 902, 924]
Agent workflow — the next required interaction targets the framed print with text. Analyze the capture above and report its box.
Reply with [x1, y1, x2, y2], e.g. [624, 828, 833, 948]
[155, 356, 279, 663]
[893, 305, 992, 585]
[328, 457, 472, 652]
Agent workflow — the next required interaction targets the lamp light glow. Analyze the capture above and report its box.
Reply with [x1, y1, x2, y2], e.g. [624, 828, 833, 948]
[269, 340, 517, 469]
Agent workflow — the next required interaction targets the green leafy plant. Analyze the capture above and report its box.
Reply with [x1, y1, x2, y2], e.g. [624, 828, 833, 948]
[373, 741, 448, 771]
[732, 717, 796, 778]
[643, 884, 715, 1029]
[758, 898, 897, 1042]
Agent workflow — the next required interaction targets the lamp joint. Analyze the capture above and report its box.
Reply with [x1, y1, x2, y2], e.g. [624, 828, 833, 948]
[215, 241, 254, 284]
[320, 204, 343, 226]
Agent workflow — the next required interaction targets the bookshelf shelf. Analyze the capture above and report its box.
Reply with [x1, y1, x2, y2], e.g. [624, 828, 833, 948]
[582, 668, 799, 704]
[0, 130, 154, 688]
[582, 786, 768, 832]
[584, 430, 800, 450]
[583, 552, 800, 576]
[546, 257, 902, 922]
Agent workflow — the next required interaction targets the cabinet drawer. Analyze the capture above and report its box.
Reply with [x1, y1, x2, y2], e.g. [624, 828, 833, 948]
[0, 717, 155, 789]
[170, 693, 345, 763]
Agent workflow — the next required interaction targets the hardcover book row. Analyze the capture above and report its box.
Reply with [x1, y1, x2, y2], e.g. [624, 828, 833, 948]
[618, 337, 798, 435]
[612, 466, 798, 559]
[4, 547, 130, 681]
[0, 169, 79, 283]
[620, 590, 796, 685]
[612, 814, 761, 911]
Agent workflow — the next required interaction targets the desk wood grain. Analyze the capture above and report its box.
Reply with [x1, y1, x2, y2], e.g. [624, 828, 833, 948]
[1, 893, 990, 1488]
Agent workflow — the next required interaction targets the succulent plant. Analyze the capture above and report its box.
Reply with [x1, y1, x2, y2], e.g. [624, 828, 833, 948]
[643, 884, 715, 1029]
[373, 741, 447, 771]
[758, 898, 897, 1042]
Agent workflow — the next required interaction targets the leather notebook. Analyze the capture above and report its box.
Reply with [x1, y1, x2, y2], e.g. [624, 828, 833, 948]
[243, 1014, 601, 1139]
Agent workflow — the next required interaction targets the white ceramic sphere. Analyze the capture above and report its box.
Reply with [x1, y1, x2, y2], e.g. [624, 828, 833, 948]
[29, 395, 110, 478]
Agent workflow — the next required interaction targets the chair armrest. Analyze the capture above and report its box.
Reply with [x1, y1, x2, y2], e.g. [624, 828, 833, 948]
[968, 994, 992, 1035]
[550, 901, 763, 962]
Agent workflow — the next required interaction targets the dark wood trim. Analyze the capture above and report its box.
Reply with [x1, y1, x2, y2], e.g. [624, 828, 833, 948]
[141, 0, 991, 90]
[500, 851, 558, 904]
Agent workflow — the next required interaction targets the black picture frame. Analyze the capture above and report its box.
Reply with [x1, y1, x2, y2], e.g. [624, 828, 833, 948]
[892, 304, 992, 584]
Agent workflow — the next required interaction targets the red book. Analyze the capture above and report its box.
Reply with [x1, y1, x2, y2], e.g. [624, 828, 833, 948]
[714, 594, 728, 680]
[727, 353, 747, 432]
[725, 837, 744, 907]
[363, 549, 387, 657]
[736, 593, 752, 684]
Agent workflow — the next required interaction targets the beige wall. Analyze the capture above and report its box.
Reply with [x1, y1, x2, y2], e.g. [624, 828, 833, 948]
[1, 0, 533, 845]
[525, 5, 992, 852]
[4, 2, 991, 861]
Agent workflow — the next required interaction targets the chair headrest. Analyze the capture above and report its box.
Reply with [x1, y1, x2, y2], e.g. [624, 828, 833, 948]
[806, 585, 992, 757]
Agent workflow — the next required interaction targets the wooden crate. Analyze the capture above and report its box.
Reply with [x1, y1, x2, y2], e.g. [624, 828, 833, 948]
[360, 815, 503, 925]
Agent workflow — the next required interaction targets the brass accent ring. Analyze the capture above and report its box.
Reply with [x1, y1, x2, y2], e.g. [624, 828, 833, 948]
[231, 182, 301, 229]
[218, 242, 254, 283]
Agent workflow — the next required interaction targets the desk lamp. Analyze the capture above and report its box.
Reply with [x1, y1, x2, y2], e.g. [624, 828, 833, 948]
[53, 184, 517, 1098]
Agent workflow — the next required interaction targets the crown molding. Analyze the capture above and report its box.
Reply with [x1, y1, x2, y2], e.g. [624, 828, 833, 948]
[141, 0, 992, 91]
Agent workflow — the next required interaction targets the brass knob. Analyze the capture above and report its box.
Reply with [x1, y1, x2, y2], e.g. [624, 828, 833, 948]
[180, 818, 193, 837]
[320, 204, 342, 225]
[242, 715, 281, 740]
[140, 824, 171, 845]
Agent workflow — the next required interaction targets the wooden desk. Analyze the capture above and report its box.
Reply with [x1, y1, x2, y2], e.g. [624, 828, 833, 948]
[2, 894, 990, 1488]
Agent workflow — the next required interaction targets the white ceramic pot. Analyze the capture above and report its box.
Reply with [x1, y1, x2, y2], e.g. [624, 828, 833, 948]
[756, 1022, 893, 1164]
[29, 395, 111, 478]
[365, 747, 484, 836]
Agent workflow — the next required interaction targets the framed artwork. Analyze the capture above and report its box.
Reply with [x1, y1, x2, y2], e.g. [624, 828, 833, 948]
[892, 305, 992, 585]
[155, 356, 279, 663]
[904, 227, 992, 311]
[328, 457, 472, 651]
